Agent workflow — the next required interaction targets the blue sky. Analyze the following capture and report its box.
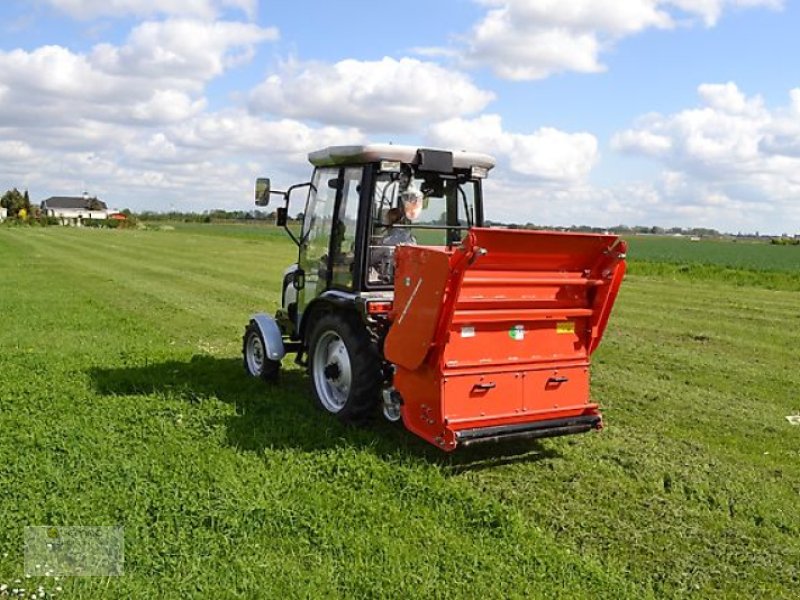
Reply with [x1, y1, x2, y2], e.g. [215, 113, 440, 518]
[1, 0, 799, 233]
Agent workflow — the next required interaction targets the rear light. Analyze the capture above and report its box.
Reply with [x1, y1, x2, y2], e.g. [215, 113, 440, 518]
[471, 165, 489, 179]
[367, 301, 393, 315]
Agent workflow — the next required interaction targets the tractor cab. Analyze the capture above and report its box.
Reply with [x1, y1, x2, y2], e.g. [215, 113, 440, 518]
[254, 145, 495, 337]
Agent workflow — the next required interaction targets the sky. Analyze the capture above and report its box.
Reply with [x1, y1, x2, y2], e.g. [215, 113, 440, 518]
[1, 0, 799, 234]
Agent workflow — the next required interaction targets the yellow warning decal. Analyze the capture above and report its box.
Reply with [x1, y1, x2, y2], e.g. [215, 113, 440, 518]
[556, 321, 575, 334]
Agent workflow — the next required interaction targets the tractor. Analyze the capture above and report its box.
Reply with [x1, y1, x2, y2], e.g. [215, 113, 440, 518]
[243, 144, 627, 451]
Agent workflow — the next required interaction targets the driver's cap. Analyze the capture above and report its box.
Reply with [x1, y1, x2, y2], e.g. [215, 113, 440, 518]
[401, 185, 423, 203]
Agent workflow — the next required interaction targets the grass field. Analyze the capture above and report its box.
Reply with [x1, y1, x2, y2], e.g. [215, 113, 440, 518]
[1, 225, 799, 598]
[626, 235, 800, 291]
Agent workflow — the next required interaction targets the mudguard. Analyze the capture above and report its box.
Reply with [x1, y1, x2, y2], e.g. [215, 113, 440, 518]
[250, 313, 286, 361]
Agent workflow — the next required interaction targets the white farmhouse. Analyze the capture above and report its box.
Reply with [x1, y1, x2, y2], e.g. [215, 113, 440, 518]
[0, 207, 7, 221]
[41, 194, 109, 225]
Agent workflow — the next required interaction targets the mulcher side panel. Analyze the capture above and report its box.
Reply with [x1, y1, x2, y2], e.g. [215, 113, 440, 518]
[387, 228, 627, 451]
[383, 246, 453, 371]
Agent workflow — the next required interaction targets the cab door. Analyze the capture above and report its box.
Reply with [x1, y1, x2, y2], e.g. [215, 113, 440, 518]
[330, 166, 364, 290]
[299, 167, 339, 313]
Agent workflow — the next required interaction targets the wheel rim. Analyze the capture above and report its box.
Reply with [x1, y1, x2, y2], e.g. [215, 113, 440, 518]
[312, 330, 352, 413]
[246, 331, 265, 375]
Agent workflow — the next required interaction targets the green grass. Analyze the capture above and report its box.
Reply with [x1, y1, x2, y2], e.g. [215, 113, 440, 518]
[1, 226, 799, 598]
[625, 235, 799, 271]
[625, 235, 800, 291]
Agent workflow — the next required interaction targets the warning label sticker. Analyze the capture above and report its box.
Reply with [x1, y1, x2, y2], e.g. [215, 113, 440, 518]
[509, 325, 525, 341]
[556, 321, 575, 334]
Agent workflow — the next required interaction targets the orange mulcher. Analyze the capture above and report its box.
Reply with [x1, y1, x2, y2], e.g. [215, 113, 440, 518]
[385, 228, 626, 450]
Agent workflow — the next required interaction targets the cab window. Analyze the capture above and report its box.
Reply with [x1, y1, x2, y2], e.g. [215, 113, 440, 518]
[330, 167, 363, 289]
[368, 172, 478, 285]
[301, 167, 338, 300]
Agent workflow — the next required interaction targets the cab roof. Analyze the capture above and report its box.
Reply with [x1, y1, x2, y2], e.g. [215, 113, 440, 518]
[308, 143, 496, 172]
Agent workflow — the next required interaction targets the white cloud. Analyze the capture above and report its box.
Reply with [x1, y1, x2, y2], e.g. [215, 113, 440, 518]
[428, 114, 598, 182]
[249, 57, 494, 132]
[1, 106, 365, 212]
[612, 129, 673, 156]
[130, 90, 208, 124]
[612, 82, 773, 170]
[0, 141, 35, 162]
[0, 16, 294, 212]
[0, 19, 276, 132]
[478, 178, 664, 227]
[91, 20, 278, 85]
[443, 0, 782, 80]
[44, 0, 258, 20]
[478, 173, 792, 233]
[167, 110, 366, 159]
[611, 82, 800, 230]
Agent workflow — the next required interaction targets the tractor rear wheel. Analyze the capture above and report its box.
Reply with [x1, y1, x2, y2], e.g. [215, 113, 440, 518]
[243, 321, 280, 382]
[307, 313, 382, 423]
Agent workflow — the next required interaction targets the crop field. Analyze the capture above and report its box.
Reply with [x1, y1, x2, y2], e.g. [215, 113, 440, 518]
[626, 235, 800, 291]
[1, 225, 798, 598]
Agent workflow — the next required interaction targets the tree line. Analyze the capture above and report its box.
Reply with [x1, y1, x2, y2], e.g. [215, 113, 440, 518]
[3, 187, 794, 240]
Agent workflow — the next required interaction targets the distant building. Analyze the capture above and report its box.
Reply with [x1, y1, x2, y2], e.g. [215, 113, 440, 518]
[0, 207, 7, 221]
[40, 194, 109, 226]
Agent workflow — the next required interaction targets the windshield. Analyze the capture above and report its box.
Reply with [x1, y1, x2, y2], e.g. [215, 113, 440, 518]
[367, 169, 479, 285]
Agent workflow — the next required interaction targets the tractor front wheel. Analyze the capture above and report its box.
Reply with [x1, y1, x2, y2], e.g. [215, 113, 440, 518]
[308, 313, 381, 423]
[243, 321, 280, 382]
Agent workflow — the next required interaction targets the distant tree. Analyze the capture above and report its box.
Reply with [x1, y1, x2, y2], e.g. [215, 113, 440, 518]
[1, 188, 27, 217]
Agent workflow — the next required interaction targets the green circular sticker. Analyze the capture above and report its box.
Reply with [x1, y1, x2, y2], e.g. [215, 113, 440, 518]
[509, 325, 525, 341]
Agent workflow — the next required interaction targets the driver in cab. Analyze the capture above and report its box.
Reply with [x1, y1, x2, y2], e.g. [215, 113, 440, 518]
[369, 184, 423, 283]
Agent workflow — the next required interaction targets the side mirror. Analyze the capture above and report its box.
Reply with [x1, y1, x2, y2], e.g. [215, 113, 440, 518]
[255, 178, 270, 206]
[276, 207, 288, 227]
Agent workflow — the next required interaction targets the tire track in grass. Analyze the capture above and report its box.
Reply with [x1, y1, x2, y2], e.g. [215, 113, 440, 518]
[601, 289, 800, 440]
[12, 231, 275, 338]
[89, 226, 293, 278]
[43, 227, 293, 288]
[21, 229, 277, 308]
[7, 236, 236, 347]
[612, 282, 799, 362]
[8, 229, 270, 358]
[619, 277, 800, 319]
[462, 429, 800, 597]
[557, 277, 800, 597]
[596, 300, 800, 466]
